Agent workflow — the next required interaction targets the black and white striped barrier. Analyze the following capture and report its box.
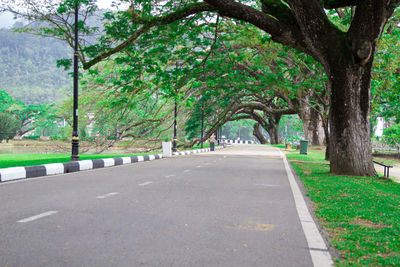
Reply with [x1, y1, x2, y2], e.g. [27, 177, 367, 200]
[220, 140, 256, 144]
[172, 146, 224, 156]
[0, 154, 162, 183]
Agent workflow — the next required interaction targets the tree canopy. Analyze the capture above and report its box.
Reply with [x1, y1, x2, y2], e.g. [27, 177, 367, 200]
[1, 0, 399, 176]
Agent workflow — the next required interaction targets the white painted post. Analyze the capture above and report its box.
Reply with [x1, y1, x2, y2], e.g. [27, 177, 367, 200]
[162, 141, 172, 157]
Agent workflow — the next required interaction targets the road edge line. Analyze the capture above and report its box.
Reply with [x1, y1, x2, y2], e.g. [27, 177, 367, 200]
[279, 150, 334, 267]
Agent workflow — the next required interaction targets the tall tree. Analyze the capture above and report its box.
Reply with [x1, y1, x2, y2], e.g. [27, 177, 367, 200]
[4, 0, 399, 176]
[194, 0, 398, 176]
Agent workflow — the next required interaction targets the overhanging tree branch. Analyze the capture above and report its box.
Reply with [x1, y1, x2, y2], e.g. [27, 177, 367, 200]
[83, 2, 216, 69]
[204, 0, 309, 54]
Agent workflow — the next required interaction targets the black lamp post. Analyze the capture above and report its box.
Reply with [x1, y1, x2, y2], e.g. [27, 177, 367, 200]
[218, 126, 222, 144]
[216, 127, 219, 145]
[173, 99, 178, 152]
[71, 1, 79, 161]
[200, 95, 204, 149]
[172, 60, 180, 152]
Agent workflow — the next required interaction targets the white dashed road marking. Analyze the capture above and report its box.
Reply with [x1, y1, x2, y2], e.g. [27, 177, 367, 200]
[183, 170, 190, 173]
[17, 211, 58, 223]
[138, 181, 153, 186]
[255, 184, 280, 187]
[96, 192, 119, 199]
[165, 175, 176, 178]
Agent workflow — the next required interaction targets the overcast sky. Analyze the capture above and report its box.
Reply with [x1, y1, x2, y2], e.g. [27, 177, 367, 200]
[0, 12, 14, 28]
[0, 0, 125, 28]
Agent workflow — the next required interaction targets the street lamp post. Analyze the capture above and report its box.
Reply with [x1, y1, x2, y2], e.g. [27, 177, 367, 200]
[172, 60, 182, 152]
[201, 96, 204, 149]
[173, 99, 177, 152]
[217, 127, 221, 145]
[71, 1, 79, 161]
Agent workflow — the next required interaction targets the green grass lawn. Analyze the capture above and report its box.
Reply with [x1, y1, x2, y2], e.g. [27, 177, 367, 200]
[191, 142, 211, 149]
[287, 149, 328, 163]
[0, 152, 158, 168]
[284, 147, 400, 266]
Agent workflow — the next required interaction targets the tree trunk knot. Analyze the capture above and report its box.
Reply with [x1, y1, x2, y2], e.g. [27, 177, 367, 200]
[352, 40, 372, 66]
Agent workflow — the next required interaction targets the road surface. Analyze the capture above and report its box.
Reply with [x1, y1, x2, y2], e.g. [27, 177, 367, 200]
[0, 145, 322, 266]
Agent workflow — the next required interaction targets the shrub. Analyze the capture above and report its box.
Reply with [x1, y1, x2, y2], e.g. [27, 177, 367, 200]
[382, 124, 400, 150]
[22, 135, 40, 140]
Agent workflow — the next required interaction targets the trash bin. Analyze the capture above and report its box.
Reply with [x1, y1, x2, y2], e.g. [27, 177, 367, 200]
[210, 141, 215, 151]
[300, 140, 309, 154]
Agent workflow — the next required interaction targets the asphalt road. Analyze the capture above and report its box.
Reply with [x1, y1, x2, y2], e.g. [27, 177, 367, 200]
[0, 145, 313, 266]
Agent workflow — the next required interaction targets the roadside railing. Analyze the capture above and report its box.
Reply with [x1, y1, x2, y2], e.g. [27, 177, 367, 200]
[373, 161, 393, 178]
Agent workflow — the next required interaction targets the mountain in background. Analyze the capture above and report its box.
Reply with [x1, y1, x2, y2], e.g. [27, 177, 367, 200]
[0, 25, 72, 104]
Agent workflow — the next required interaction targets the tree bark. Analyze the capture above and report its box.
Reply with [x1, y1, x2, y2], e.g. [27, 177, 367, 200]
[253, 123, 268, 144]
[311, 108, 325, 146]
[264, 113, 281, 144]
[328, 61, 377, 176]
[321, 113, 330, 160]
[297, 89, 325, 146]
[267, 124, 280, 144]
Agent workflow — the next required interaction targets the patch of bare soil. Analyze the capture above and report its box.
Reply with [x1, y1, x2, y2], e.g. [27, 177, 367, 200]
[350, 218, 391, 229]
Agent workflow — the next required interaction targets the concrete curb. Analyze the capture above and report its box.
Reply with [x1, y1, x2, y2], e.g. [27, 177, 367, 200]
[172, 145, 223, 156]
[279, 150, 333, 266]
[220, 140, 256, 144]
[0, 146, 227, 183]
[0, 154, 163, 183]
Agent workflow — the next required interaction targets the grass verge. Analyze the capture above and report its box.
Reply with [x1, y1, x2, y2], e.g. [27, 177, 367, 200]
[192, 142, 211, 149]
[284, 147, 400, 266]
[0, 152, 159, 169]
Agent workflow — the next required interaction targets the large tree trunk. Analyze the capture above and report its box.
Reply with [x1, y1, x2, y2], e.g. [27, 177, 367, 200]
[253, 123, 268, 144]
[266, 124, 280, 144]
[297, 90, 313, 142]
[264, 113, 281, 144]
[311, 108, 325, 146]
[328, 62, 377, 176]
[298, 98, 325, 146]
[321, 114, 330, 160]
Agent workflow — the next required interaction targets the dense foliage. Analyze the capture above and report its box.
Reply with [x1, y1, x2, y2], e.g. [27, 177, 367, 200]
[382, 124, 400, 151]
[0, 90, 58, 138]
[0, 112, 19, 142]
